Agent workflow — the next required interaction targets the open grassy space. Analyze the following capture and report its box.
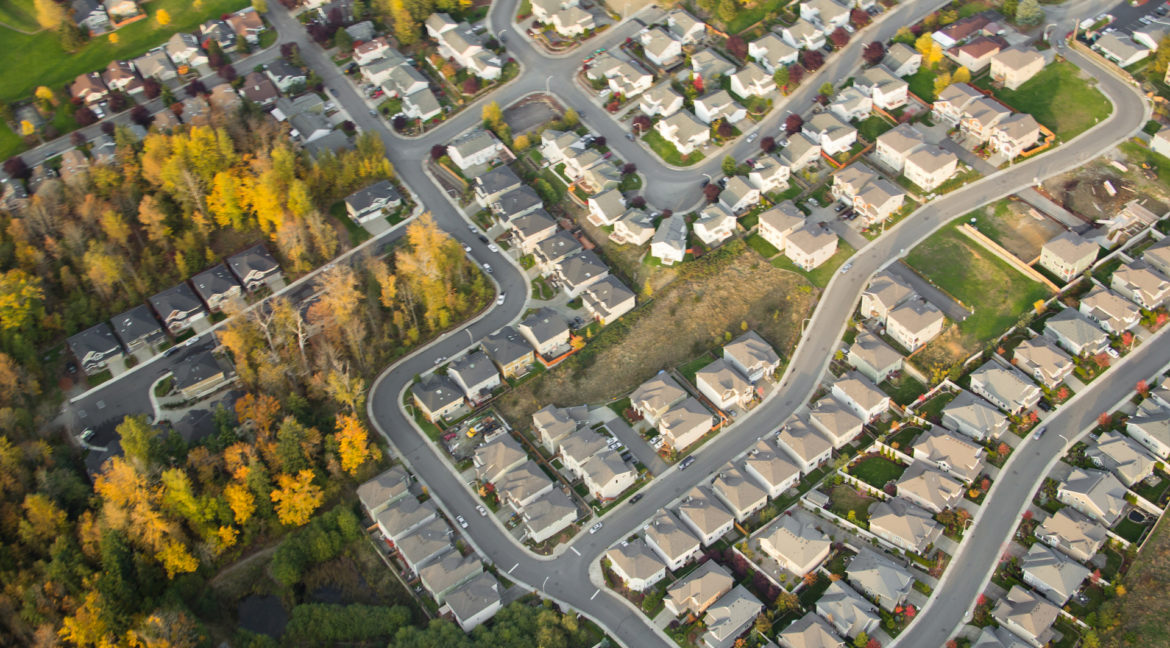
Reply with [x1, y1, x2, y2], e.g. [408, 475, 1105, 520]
[828, 484, 876, 521]
[906, 223, 1051, 370]
[976, 61, 1111, 141]
[906, 67, 939, 101]
[768, 240, 855, 289]
[856, 114, 894, 142]
[0, 0, 40, 33]
[849, 455, 906, 488]
[881, 373, 927, 406]
[0, 0, 250, 103]
[495, 242, 817, 427]
[726, 0, 792, 33]
[642, 129, 704, 166]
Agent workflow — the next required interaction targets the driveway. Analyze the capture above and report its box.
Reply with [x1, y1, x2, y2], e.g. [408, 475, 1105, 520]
[884, 260, 973, 322]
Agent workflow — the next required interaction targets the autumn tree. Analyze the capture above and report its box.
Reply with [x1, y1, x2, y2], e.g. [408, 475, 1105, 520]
[830, 27, 850, 49]
[334, 414, 376, 476]
[952, 65, 971, 85]
[156, 8, 171, 24]
[863, 41, 885, 65]
[850, 8, 871, 28]
[270, 470, 324, 526]
[785, 113, 804, 135]
[34, 0, 67, 29]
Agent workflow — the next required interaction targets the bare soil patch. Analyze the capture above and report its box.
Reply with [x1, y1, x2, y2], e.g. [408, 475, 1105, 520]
[977, 199, 1066, 262]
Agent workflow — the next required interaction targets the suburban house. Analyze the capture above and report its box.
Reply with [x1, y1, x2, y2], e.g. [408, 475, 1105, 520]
[802, 112, 857, 156]
[173, 352, 230, 399]
[519, 491, 577, 540]
[72, 0, 110, 33]
[448, 129, 508, 171]
[799, 0, 849, 30]
[743, 438, 801, 497]
[854, 66, 909, 110]
[969, 360, 1042, 415]
[587, 188, 626, 226]
[640, 27, 682, 66]
[816, 581, 880, 640]
[831, 371, 889, 422]
[847, 330, 904, 383]
[942, 390, 1009, 442]
[711, 465, 768, 522]
[678, 484, 730, 545]
[991, 587, 1060, 648]
[102, 60, 143, 96]
[655, 111, 711, 156]
[1079, 285, 1141, 333]
[445, 572, 502, 632]
[473, 434, 527, 484]
[166, 32, 208, 72]
[518, 308, 571, 359]
[533, 403, 589, 453]
[345, 180, 402, 224]
[494, 187, 543, 221]
[645, 510, 703, 571]
[639, 84, 685, 118]
[632, 373, 688, 424]
[697, 358, 755, 411]
[1134, 18, 1170, 50]
[694, 90, 747, 124]
[1057, 467, 1128, 525]
[659, 398, 716, 451]
[719, 176, 761, 214]
[396, 517, 452, 573]
[1127, 400, 1170, 459]
[664, 561, 734, 618]
[778, 615, 846, 648]
[227, 9, 264, 45]
[357, 466, 411, 516]
[200, 19, 236, 51]
[496, 461, 554, 510]
[748, 157, 791, 194]
[911, 428, 985, 484]
[729, 62, 776, 97]
[667, 8, 707, 45]
[990, 47, 1045, 90]
[724, 330, 781, 383]
[775, 417, 833, 474]
[780, 18, 826, 51]
[895, 463, 964, 514]
[482, 326, 534, 379]
[650, 213, 688, 265]
[447, 351, 501, 404]
[1020, 543, 1091, 606]
[845, 550, 914, 611]
[757, 201, 805, 254]
[874, 124, 926, 173]
[1143, 237, 1170, 277]
[1087, 430, 1157, 488]
[240, 72, 279, 107]
[149, 283, 208, 334]
[868, 498, 943, 554]
[586, 55, 653, 98]
[831, 163, 880, 205]
[830, 86, 874, 122]
[952, 36, 1002, 72]
[606, 540, 667, 592]
[530, 0, 594, 35]
[265, 59, 307, 93]
[884, 43, 923, 77]
[1093, 32, 1150, 67]
[693, 204, 737, 246]
[786, 224, 839, 271]
[886, 298, 945, 352]
[133, 50, 178, 83]
[989, 112, 1041, 159]
[1011, 335, 1073, 389]
[112, 304, 166, 354]
[474, 165, 522, 207]
[71, 72, 108, 105]
[1039, 231, 1097, 282]
[860, 270, 915, 324]
[554, 250, 610, 298]
[426, 14, 502, 80]
[227, 245, 282, 293]
[749, 33, 799, 74]
[1112, 260, 1170, 309]
[779, 132, 822, 171]
[904, 148, 958, 192]
[701, 586, 763, 648]
[68, 323, 124, 373]
[419, 552, 482, 605]
[1036, 508, 1107, 562]
[758, 514, 831, 575]
[509, 210, 558, 254]
[932, 82, 983, 125]
[191, 264, 242, 312]
[1044, 307, 1109, 357]
[931, 14, 990, 48]
[582, 275, 637, 325]
[375, 496, 438, 542]
[691, 49, 737, 82]
[959, 97, 1012, 143]
[410, 374, 465, 422]
[1151, 126, 1170, 159]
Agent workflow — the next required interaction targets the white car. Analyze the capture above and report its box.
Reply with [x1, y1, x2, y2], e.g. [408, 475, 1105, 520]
[839, 262, 852, 274]
[456, 515, 468, 529]
[468, 224, 477, 232]
[488, 244, 499, 253]
[746, 132, 758, 143]
[463, 244, 472, 252]
[483, 264, 492, 273]
[496, 294, 505, 305]
[433, 356, 445, 365]
[476, 505, 487, 517]
[589, 522, 603, 534]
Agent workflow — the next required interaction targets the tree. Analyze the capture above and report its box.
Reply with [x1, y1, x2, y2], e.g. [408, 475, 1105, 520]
[75, 106, 97, 126]
[622, 162, 636, 174]
[775, 590, 800, 613]
[717, 0, 737, 23]
[863, 41, 885, 65]
[482, 100, 502, 128]
[952, 66, 971, 84]
[916, 32, 934, 57]
[854, 632, 869, 648]
[727, 35, 748, 60]
[773, 66, 790, 90]
[109, 32, 119, 44]
[1098, 412, 1112, 427]
[790, 63, 805, 86]
[462, 76, 480, 95]
[390, 0, 419, 45]
[334, 415, 375, 476]
[271, 470, 324, 526]
[156, 8, 171, 25]
[35, 0, 67, 28]
[801, 49, 824, 71]
[1138, 379, 1150, 396]
[254, 0, 269, 11]
[430, 144, 447, 159]
[785, 113, 804, 135]
[563, 107, 579, 126]
[893, 26, 915, 44]
[830, 27, 850, 49]
[58, 21, 87, 52]
[1015, 0, 1044, 25]
[703, 183, 721, 203]
[850, 8, 871, 28]
[334, 27, 354, 51]
[819, 82, 835, 98]
[1002, 0, 1018, 18]
[932, 72, 952, 97]
[717, 119, 734, 138]
[760, 136, 775, 152]
[143, 77, 161, 99]
[722, 155, 738, 176]
[220, 63, 238, 82]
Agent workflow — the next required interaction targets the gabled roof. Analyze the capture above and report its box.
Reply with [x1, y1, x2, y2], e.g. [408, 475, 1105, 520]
[869, 497, 941, 550]
[845, 550, 914, 608]
[876, 124, 927, 157]
[745, 438, 801, 489]
[758, 514, 831, 571]
[556, 250, 608, 288]
[191, 263, 241, 302]
[1060, 467, 1128, 523]
[474, 433, 527, 483]
[346, 179, 400, 213]
[832, 371, 888, 414]
[895, 462, 964, 511]
[697, 358, 751, 399]
[396, 516, 453, 567]
[912, 428, 983, 480]
[419, 551, 482, 599]
[633, 373, 687, 412]
[111, 304, 164, 347]
[357, 465, 410, 511]
[68, 322, 122, 361]
[1019, 542, 1090, 602]
[411, 374, 464, 412]
[816, 581, 879, 638]
[227, 244, 280, 282]
[1044, 308, 1107, 350]
[942, 390, 1006, 435]
[482, 326, 533, 368]
[808, 396, 863, 440]
[992, 587, 1060, 642]
[149, 283, 205, 320]
[646, 509, 701, 559]
[519, 307, 569, 346]
[665, 560, 734, 616]
[1037, 508, 1106, 559]
[678, 486, 734, 537]
[449, 350, 500, 389]
[522, 488, 576, 536]
[495, 460, 553, 505]
[375, 496, 438, 540]
[704, 586, 763, 646]
[776, 417, 833, 464]
[758, 202, 804, 237]
[778, 613, 845, 648]
[848, 330, 903, 373]
[607, 538, 667, 582]
[445, 572, 500, 628]
[712, 465, 767, 514]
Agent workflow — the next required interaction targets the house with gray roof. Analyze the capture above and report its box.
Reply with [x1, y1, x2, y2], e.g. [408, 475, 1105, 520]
[149, 283, 208, 334]
[895, 462, 964, 514]
[942, 390, 1009, 442]
[474, 165, 522, 207]
[702, 586, 763, 648]
[665, 560, 734, 617]
[445, 572, 501, 632]
[509, 209, 557, 254]
[534, 231, 582, 270]
[519, 307, 571, 358]
[1012, 335, 1073, 389]
[1057, 467, 1128, 525]
[969, 360, 1041, 415]
[808, 396, 864, 449]
[831, 371, 890, 422]
[650, 213, 688, 265]
[68, 323, 124, 373]
[374, 496, 438, 542]
[816, 581, 880, 639]
[411, 374, 465, 422]
[776, 417, 833, 474]
[397, 517, 453, 572]
[533, 403, 589, 453]
[1020, 542, 1090, 605]
[884, 42, 922, 77]
[357, 465, 411, 515]
[496, 460, 554, 510]
[645, 509, 702, 570]
[1036, 508, 1106, 562]
[846, 330, 903, 383]
[711, 465, 768, 522]
[992, 587, 1060, 648]
[448, 350, 501, 403]
[191, 264, 242, 312]
[1127, 400, 1170, 459]
[697, 358, 755, 411]
[345, 180, 402, 223]
[1142, 236, 1170, 277]
[420, 552, 482, 604]
[743, 438, 801, 497]
[660, 398, 715, 451]
[582, 275, 637, 326]
[1112, 259, 1170, 309]
[780, 132, 823, 171]
[521, 488, 577, 543]
[869, 498, 942, 554]
[555, 250, 610, 298]
[1043, 308, 1109, 357]
[911, 428, 985, 484]
[887, 298, 945, 352]
[606, 539, 668, 592]
[1039, 231, 1097, 283]
[678, 486, 735, 546]
[227, 245, 282, 292]
[724, 330, 780, 383]
[1086, 430, 1157, 486]
[112, 304, 166, 354]
[778, 613, 846, 648]
[473, 433, 527, 484]
[481, 327, 534, 378]
[846, 550, 914, 611]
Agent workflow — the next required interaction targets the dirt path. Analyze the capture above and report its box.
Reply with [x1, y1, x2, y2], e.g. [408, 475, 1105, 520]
[210, 544, 279, 588]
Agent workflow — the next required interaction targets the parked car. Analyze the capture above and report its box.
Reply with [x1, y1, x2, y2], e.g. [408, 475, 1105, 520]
[589, 522, 603, 534]
[679, 456, 696, 470]
[746, 132, 758, 143]
[476, 505, 487, 517]
[456, 515, 468, 529]
[629, 494, 643, 504]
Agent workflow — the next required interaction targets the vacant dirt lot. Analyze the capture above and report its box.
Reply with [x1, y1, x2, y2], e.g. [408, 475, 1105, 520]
[1041, 152, 1170, 225]
[1099, 514, 1167, 647]
[975, 199, 1066, 262]
[496, 241, 818, 427]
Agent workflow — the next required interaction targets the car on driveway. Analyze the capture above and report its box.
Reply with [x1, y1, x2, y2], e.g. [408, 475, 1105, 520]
[589, 522, 603, 534]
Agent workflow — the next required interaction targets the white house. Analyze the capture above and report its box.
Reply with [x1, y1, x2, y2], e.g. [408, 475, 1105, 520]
[655, 111, 710, 155]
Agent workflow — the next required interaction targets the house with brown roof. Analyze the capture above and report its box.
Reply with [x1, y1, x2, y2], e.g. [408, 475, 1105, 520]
[778, 614, 846, 648]
[992, 587, 1060, 648]
[697, 358, 755, 411]
[830, 372, 890, 422]
[1036, 508, 1106, 562]
[1039, 231, 1097, 283]
[912, 428, 985, 484]
[677, 486, 735, 546]
[1079, 285, 1141, 334]
[645, 510, 702, 570]
[952, 35, 1003, 72]
[1111, 259, 1170, 309]
[870, 498, 942, 553]
[660, 398, 715, 451]
[71, 72, 108, 105]
[776, 418, 834, 474]
[241, 71, 280, 107]
[664, 560, 734, 617]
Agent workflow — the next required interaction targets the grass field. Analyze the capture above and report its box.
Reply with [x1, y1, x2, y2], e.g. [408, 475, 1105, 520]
[906, 223, 1051, 369]
[768, 240, 855, 289]
[977, 61, 1111, 141]
[856, 114, 894, 142]
[850, 455, 906, 488]
[642, 129, 704, 167]
[0, 0, 39, 32]
[0, 0, 250, 103]
[1098, 512, 1167, 647]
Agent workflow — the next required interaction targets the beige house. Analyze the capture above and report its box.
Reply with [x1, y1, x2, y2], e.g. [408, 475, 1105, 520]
[757, 514, 831, 576]
[990, 47, 1045, 90]
[1057, 467, 1128, 526]
[868, 498, 942, 554]
[1039, 230, 1097, 283]
[1087, 430, 1157, 487]
[860, 270, 915, 324]
[830, 371, 890, 422]
[677, 486, 735, 546]
[631, 373, 688, 424]
[845, 551, 914, 611]
[724, 331, 781, 383]
[1020, 542, 1091, 605]
[776, 418, 834, 474]
[886, 298, 945, 352]
[1079, 285, 1141, 334]
[757, 201, 805, 254]
[743, 438, 801, 497]
[911, 428, 985, 484]
[1111, 259, 1170, 309]
[992, 587, 1060, 648]
[645, 510, 703, 571]
[522, 489, 577, 543]
[778, 614, 846, 648]
[696, 358, 755, 411]
[748, 156, 791, 194]
[496, 461, 554, 511]
[874, 124, 926, 173]
[809, 397, 865, 449]
[989, 113, 1041, 159]
[932, 82, 983, 125]
[533, 404, 588, 453]
[659, 397, 715, 451]
[903, 148, 958, 192]
[895, 463, 964, 514]
[1036, 508, 1106, 562]
[1012, 335, 1073, 389]
[711, 465, 768, 522]
[655, 111, 711, 156]
[816, 581, 880, 639]
[640, 83, 685, 118]
[664, 560, 734, 617]
[606, 539, 668, 592]
[357, 466, 411, 516]
[941, 390, 1009, 442]
[582, 276, 637, 326]
[960, 97, 1011, 143]
[786, 224, 839, 271]
[473, 434, 528, 484]
[847, 330, 904, 384]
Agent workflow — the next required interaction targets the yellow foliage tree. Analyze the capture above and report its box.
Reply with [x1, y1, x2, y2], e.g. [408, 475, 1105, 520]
[334, 414, 375, 476]
[58, 591, 112, 647]
[34, 0, 66, 29]
[156, 538, 199, 577]
[915, 32, 934, 57]
[270, 470, 323, 526]
[952, 66, 971, 84]
[156, 8, 171, 24]
[35, 85, 55, 104]
[932, 72, 953, 97]
[19, 493, 67, 546]
[512, 134, 530, 151]
[224, 481, 256, 525]
[20, 120, 34, 136]
[109, 32, 119, 44]
[482, 100, 502, 127]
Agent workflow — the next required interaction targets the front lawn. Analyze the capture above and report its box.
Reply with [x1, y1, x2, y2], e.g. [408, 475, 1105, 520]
[0, 0, 251, 102]
[976, 61, 1111, 140]
[849, 455, 907, 489]
[856, 115, 894, 142]
[906, 67, 939, 101]
[770, 241, 856, 289]
[642, 129, 704, 166]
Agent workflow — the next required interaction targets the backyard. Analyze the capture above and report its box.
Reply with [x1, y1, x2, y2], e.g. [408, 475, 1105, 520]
[827, 484, 877, 522]
[905, 223, 1052, 371]
[495, 242, 818, 427]
[767, 241, 856, 289]
[849, 455, 907, 489]
[976, 61, 1111, 141]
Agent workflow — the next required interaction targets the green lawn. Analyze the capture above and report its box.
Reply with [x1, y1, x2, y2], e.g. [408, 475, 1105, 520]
[1113, 516, 1150, 544]
[0, 0, 40, 32]
[745, 233, 780, 258]
[856, 115, 894, 142]
[906, 67, 939, 101]
[0, 123, 23, 161]
[678, 353, 715, 386]
[905, 224, 1051, 343]
[849, 455, 906, 488]
[828, 484, 876, 521]
[977, 61, 1111, 140]
[726, 0, 791, 33]
[770, 241, 855, 289]
[328, 201, 371, 244]
[880, 373, 927, 407]
[642, 129, 704, 166]
[0, 0, 250, 103]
